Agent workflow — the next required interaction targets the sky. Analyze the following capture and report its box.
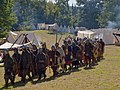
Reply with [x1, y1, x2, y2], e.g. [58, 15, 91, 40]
[48, 0, 77, 6]
[69, 0, 77, 6]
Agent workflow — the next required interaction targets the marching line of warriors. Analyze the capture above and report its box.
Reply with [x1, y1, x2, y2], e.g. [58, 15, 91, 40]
[1, 36, 105, 88]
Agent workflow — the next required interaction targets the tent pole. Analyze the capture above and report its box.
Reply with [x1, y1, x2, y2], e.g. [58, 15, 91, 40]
[113, 33, 119, 43]
[10, 34, 22, 49]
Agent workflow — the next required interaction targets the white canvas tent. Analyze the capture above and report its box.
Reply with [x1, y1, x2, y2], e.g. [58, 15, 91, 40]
[0, 42, 20, 50]
[77, 29, 119, 44]
[7, 31, 40, 47]
[57, 25, 63, 33]
[77, 30, 95, 39]
[47, 23, 59, 30]
[67, 26, 71, 33]
[31, 24, 36, 30]
[63, 26, 67, 32]
[37, 23, 46, 30]
[92, 28, 119, 44]
[70, 27, 75, 34]
[0, 42, 32, 50]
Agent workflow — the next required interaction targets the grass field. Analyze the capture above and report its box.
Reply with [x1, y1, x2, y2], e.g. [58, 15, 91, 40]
[33, 30, 73, 49]
[0, 30, 120, 90]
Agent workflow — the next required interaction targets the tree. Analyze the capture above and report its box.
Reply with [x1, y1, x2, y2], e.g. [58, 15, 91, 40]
[0, 0, 15, 31]
[55, 0, 71, 26]
[76, 0, 102, 29]
[33, 0, 47, 23]
[45, 1, 60, 24]
[14, 0, 35, 30]
[97, 0, 120, 28]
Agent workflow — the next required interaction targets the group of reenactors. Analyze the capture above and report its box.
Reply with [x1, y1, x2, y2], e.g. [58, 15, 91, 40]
[1, 36, 105, 88]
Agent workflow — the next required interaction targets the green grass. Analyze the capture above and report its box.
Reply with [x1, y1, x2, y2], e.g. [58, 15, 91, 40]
[33, 30, 73, 49]
[0, 30, 120, 90]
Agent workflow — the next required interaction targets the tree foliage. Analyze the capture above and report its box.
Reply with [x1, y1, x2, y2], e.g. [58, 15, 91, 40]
[97, 0, 120, 28]
[1, 0, 120, 37]
[0, 0, 15, 31]
[0, 0, 15, 37]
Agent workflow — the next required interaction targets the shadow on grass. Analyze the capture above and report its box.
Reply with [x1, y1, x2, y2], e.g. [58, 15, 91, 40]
[70, 68, 81, 73]
[0, 68, 82, 89]
[97, 57, 105, 62]
[91, 63, 99, 66]
[31, 76, 56, 85]
[13, 79, 29, 88]
[0, 66, 90, 89]
[0, 79, 29, 90]
[0, 83, 12, 90]
[31, 71, 73, 85]
[47, 31, 63, 35]
[83, 66, 95, 70]
[101, 58, 105, 60]
[47, 32, 56, 35]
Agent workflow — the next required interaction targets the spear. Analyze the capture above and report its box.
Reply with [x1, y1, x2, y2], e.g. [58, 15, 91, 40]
[56, 30, 58, 43]
[58, 33, 63, 44]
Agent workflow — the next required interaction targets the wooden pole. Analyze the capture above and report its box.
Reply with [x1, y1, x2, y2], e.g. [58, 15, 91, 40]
[113, 33, 119, 43]
[58, 33, 63, 44]
[56, 30, 58, 43]
[10, 34, 22, 49]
